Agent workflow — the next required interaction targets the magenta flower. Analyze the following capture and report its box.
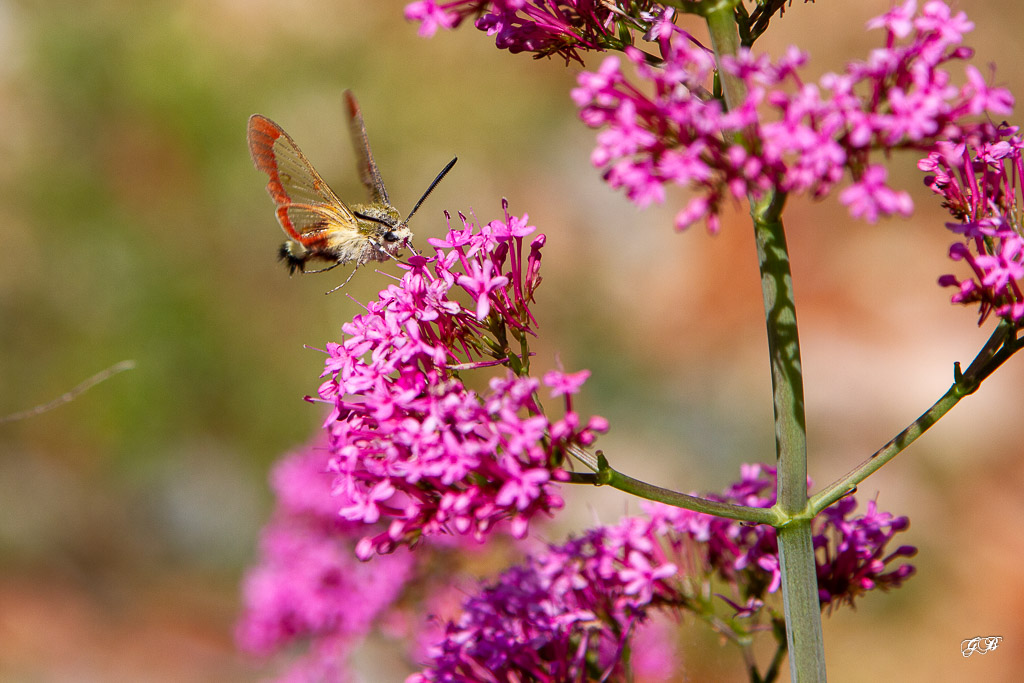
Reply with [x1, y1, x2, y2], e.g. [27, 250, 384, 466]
[456, 258, 508, 319]
[408, 513, 681, 682]
[543, 368, 590, 396]
[839, 164, 913, 223]
[815, 498, 917, 607]
[314, 203, 606, 559]
[404, 1, 459, 37]
[237, 444, 541, 682]
[619, 550, 678, 604]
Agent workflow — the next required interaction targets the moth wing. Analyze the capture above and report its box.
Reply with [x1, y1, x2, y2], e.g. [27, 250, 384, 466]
[344, 90, 390, 206]
[247, 114, 357, 245]
[279, 203, 357, 253]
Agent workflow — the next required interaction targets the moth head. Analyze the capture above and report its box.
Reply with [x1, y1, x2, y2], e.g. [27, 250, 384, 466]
[352, 204, 413, 254]
[381, 224, 414, 253]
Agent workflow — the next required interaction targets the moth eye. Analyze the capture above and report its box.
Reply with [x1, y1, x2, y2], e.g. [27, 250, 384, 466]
[383, 231, 400, 243]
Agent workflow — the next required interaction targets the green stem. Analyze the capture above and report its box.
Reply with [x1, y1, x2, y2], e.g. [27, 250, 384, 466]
[705, 6, 745, 111]
[761, 630, 788, 683]
[706, 6, 824, 682]
[810, 321, 1021, 513]
[567, 467, 782, 525]
[774, 522, 824, 681]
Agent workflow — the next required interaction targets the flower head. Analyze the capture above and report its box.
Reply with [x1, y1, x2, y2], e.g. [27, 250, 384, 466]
[237, 444, 540, 682]
[645, 464, 916, 612]
[317, 203, 606, 558]
[409, 512, 680, 682]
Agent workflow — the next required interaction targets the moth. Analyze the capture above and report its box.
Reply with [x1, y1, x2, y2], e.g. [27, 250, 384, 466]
[247, 91, 456, 290]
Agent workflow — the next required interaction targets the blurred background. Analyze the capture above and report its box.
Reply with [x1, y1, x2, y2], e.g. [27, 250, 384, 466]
[1, 0, 1023, 680]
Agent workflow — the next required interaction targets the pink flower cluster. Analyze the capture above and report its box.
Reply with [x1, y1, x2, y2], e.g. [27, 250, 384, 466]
[921, 125, 1024, 324]
[411, 464, 916, 681]
[404, 0, 666, 62]
[318, 203, 607, 559]
[814, 495, 917, 608]
[571, 1, 1013, 231]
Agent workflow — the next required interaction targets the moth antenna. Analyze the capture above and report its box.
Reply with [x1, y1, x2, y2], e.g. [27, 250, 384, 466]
[405, 157, 458, 223]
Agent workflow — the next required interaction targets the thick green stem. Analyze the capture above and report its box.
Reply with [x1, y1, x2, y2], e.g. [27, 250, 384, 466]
[775, 521, 825, 681]
[751, 193, 825, 683]
[706, 6, 825, 682]
[751, 200, 807, 513]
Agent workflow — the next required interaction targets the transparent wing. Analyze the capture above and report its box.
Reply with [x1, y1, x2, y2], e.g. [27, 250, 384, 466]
[344, 90, 390, 206]
[247, 114, 356, 245]
[278, 203, 354, 251]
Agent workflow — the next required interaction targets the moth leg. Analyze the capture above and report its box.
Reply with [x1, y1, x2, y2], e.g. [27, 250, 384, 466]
[303, 262, 343, 275]
[324, 266, 361, 295]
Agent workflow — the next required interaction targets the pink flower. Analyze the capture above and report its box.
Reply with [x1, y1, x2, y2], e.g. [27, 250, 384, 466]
[456, 258, 509, 320]
[404, 1, 459, 37]
[619, 550, 677, 605]
[839, 165, 913, 223]
[407, 0, 651, 64]
[236, 446, 417, 681]
[866, 0, 917, 38]
[543, 368, 590, 397]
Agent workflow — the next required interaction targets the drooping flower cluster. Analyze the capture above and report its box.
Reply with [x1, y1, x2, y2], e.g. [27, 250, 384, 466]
[404, 0, 667, 62]
[646, 464, 916, 612]
[813, 495, 917, 608]
[571, 1, 1014, 232]
[318, 203, 607, 559]
[920, 124, 1024, 324]
[411, 463, 916, 681]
